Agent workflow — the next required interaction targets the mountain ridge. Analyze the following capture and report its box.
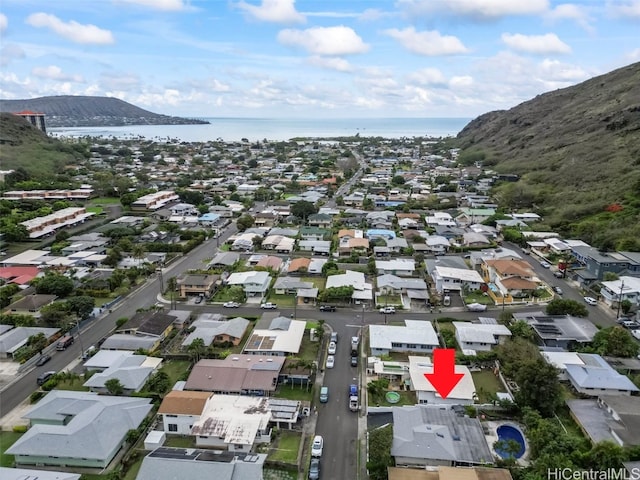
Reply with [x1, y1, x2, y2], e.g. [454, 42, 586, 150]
[0, 95, 209, 127]
[456, 61, 640, 250]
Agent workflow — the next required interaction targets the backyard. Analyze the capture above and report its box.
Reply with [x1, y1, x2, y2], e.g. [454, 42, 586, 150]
[0, 431, 22, 467]
[471, 370, 507, 403]
[267, 430, 301, 465]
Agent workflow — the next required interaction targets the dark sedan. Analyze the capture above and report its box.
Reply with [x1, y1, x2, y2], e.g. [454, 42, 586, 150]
[35, 355, 52, 367]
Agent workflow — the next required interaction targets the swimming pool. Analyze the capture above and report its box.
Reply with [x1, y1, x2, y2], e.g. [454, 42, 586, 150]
[495, 424, 526, 459]
[488, 283, 500, 294]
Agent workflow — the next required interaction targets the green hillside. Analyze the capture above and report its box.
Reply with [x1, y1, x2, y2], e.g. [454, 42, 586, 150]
[456, 62, 640, 251]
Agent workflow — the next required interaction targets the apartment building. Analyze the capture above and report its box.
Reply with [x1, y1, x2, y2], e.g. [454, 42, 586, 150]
[20, 207, 95, 239]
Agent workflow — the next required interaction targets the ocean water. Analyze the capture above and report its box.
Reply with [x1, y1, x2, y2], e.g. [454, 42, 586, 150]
[48, 117, 471, 143]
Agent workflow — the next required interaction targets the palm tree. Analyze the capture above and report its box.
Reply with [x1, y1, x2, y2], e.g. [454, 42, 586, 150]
[188, 338, 206, 363]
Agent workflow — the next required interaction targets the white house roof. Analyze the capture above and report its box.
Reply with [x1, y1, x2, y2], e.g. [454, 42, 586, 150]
[243, 318, 305, 355]
[453, 322, 511, 345]
[7, 391, 152, 461]
[369, 320, 439, 351]
[326, 270, 368, 290]
[0, 467, 80, 480]
[191, 395, 271, 446]
[433, 266, 484, 283]
[226, 270, 271, 286]
[375, 259, 416, 271]
[408, 356, 476, 401]
[540, 350, 585, 370]
[182, 317, 250, 346]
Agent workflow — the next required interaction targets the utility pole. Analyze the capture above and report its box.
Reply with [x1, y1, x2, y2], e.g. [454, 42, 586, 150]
[157, 268, 164, 300]
[293, 292, 297, 319]
[76, 320, 84, 359]
[616, 280, 625, 319]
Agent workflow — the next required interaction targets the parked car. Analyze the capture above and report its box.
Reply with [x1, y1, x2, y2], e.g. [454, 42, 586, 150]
[195, 295, 204, 304]
[311, 435, 324, 457]
[466, 302, 487, 312]
[553, 286, 564, 295]
[319, 305, 336, 312]
[260, 302, 277, 309]
[330, 332, 338, 343]
[319, 386, 329, 403]
[223, 301, 240, 308]
[37, 371, 56, 386]
[379, 306, 396, 314]
[328, 341, 337, 355]
[621, 320, 640, 329]
[350, 355, 358, 367]
[553, 270, 564, 278]
[540, 261, 551, 269]
[35, 355, 51, 367]
[326, 355, 335, 369]
[309, 458, 320, 480]
[584, 296, 598, 306]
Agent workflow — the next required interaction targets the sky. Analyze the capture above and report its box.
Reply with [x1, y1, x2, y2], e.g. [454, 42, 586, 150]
[0, 0, 639, 118]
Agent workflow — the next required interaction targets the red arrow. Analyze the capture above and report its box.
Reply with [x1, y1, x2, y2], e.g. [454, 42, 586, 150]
[425, 348, 464, 399]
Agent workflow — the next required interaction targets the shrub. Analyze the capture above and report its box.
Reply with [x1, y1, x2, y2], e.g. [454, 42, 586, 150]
[12, 424, 28, 433]
[30, 391, 46, 403]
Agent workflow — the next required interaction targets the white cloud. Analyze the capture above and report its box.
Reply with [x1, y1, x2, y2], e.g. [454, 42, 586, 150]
[607, 0, 640, 18]
[100, 71, 141, 91]
[116, 0, 187, 10]
[32, 65, 83, 82]
[278, 26, 369, 56]
[449, 75, 474, 88]
[546, 4, 594, 32]
[0, 44, 25, 66]
[406, 68, 447, 85]
[383, 27, 469, 56]
[237, 0, 306, 24]
[626, 48, 640, 61]
[502, 33, 571, 54]
[0, 13, 7, 33]
[398, 0, 549, 19]
[307, 56, 352, 72]
[538, 59, 588, 82]
[26, 13, 114, 45]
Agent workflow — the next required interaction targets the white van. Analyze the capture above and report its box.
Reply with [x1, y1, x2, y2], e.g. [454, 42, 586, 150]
[443, 295, 451, 306]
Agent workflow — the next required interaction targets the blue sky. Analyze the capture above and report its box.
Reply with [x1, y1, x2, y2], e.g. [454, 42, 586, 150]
[0, 0, 638, 118]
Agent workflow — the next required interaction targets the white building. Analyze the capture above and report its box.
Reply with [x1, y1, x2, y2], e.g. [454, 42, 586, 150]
[431, 266, 485, 293]
[191, 395, 271, 452]
[158, 390, 213, 435]
[453, 322, 512, 354]
[408, 356, 475, 405]
[369, 320, 439, 356]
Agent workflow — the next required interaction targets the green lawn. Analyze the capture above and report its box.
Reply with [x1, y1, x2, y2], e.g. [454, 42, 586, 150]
[86, 206, 104, 215]
[368, 390, 416, 407]
[266, 293, 296, 307]
[55, 377, 90, 392]
[211, 286, 241, 302]
[268, 431, 301, 464]
[471, 370, 506, 403]
[89, 197, 121, 204]
[297, 331, 320, 362]
[376, 295, 402, 306]
[123, 456, 145, 480]
[274, 384, 314, 401]
[301, 276, 326, 290]
[164, 436, 196, 448]
[0, 431, 23, 467]
[463, 291, 492, 304]
[159, 360, 191, 385]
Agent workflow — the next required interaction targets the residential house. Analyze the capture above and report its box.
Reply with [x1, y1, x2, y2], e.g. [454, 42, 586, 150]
[298, 239, 331, 255]
[424, 235, 451, 254]
[4, 294, 57, 317]
[117, 310, 177, 341]
[375, 259, 416, 277]
[0, 326, 59, 359]
[462, 232, 491, 247]
[386, 237, 409, 253]
[366, 211, 394, 229]
[191, 395, 271, 451]
[307, 213, 332, 228]
[130, 190, 179, 212]
[185, 354, 285, 395]
[254, 212, 278, 228]
[6, 391, 152, 468]
[567, 395, 640, 447]
[481, 259, 542, 304]
[513, 311, 599, 348]
[376, 274, 429, 305]
[298, 226, 330, 241]
[83, 351, 162, 394]
[182, 316, 250, 347]
[541, 352, 639, 396]
[287, 257, 311, 274]
[326, 270, 373, 304]
[0, 467, 81, 480]
[262, 235, 295, 253]
[367, 229, 396, 241]
[308, 258, 327, 275]
[225, 271, 271, 298]
[0, 266, 40, 286]
[408, 356, 476, 405]
[387, 466, 513, 480]
[273, 277, 313, 295]
[391, 405, 493, 467]
[431, 266, 484, 294]
[455, 208, 495, 226]
[453, 321, 512, 353]
[158, 390, 213, 434]
[208, 252, 240, 268]
[100, 334, 160, 352]
[570, 246, 640, 284]
[600, 276, 640, 309]
[243, 316, 306, 357]
[176, 274, 219, 299]
[369, 320, 439, 356]
[255, 255, 283, 271]
[20, 207, 95, 239]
